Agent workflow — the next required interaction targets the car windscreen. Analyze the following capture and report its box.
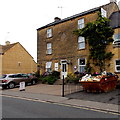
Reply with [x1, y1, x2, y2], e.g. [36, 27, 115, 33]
[0, 75, 7, 79]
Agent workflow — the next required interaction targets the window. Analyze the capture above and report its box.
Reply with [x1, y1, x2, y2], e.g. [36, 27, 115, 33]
[115, 60, 120, 72]
[46, 62, 52, 72]
[78, 36, 85, 49]
[47, 28, 52, 38]
[101, 8, 107, 17]
[78, 58, 86, 72]
[0, 75, 7, 79]
[54, 63, 58, 71]
[78, 18, 84, 29]
[9, 75, 15, 78]
[47, 43, 52, 54]
[113, 34, 120, 45]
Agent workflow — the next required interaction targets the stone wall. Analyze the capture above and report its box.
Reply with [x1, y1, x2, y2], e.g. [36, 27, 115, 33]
[2, 43, 37, 74]
[37, 2, 119, 76]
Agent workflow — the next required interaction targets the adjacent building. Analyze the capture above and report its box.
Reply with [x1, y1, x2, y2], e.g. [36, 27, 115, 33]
[37, 2, 120, 79]
[109, 10, 120, 78]
[0, 41, 37, 75]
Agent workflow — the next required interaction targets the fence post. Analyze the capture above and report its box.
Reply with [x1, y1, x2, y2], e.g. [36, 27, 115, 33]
[62, 75, 65, 97]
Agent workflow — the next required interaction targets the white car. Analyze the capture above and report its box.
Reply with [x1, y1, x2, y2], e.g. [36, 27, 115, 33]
[0, 73, 38, 89]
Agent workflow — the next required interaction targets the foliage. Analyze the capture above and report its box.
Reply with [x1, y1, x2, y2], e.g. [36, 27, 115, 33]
[74, 12, 114, 72]
[42, 75, 57, 85]
[40, 71, 60, 84]
[51, 71, 60, 79]
[65, 72, 84, 84]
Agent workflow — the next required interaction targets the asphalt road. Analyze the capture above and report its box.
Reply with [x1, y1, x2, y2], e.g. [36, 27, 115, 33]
[1, 96, 120, 119]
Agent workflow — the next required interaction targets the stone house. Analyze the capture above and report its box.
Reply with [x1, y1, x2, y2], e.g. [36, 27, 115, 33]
[0, 41, 37, 75]
[37, 2, 120, 79]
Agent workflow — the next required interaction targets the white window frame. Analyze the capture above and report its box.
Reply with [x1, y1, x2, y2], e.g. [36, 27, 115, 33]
[78, 58, 86, 73]
[113, 34, 120, 45]
[46, 62, 52, 72]
[47, 43, 52, 54]
[78, 36, 85, 49]
[78, 18, 84, 29]
[101, 8, 107, 18]
[47, 28, 52, 38]
[54, 63, 58, 71]
[115, 60, 120, 72]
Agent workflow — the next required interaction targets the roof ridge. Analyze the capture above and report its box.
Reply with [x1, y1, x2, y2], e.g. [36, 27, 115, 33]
[37, 2, 115, 30]
[1, 42, 19, 53]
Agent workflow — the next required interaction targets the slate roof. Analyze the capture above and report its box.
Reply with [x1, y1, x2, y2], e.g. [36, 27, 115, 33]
[0, 42, 35, 62]
[109, 11, 120, 28]
[37, 2, 115, 30]
[0, 42, 18, 54]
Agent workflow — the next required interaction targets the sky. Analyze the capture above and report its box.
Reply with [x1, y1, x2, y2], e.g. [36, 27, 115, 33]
[0, 0, 115, 62]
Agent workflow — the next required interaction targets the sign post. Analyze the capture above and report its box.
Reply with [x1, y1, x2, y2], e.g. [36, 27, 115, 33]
[62, 75, 65, 97]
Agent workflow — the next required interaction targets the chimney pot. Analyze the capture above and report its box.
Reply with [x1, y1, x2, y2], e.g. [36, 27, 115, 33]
[5, 41, 10, 45]
[54, 17, 61, 22]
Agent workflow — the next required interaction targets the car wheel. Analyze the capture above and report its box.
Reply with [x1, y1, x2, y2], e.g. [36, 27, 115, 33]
[31, 80, 36, 85]
[8, 82, 15, 89]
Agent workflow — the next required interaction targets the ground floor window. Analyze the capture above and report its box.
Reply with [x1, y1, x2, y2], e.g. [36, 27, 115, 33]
[78, 58, 86, 73]
[115, 60, 120, 72]
[54, 63, 58, 71]
[46, 62, 52, 72]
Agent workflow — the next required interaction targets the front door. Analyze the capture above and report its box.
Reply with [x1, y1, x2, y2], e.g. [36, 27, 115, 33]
[61, 61, 67, 79]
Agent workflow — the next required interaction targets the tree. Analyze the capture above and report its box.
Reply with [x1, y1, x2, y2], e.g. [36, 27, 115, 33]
[74, 12, 114, 72]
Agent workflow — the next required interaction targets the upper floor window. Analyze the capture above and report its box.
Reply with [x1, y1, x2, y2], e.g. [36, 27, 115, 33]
[78, 58, 86, 73]
[78, 18, 84, 29]
[101, 8, 107, 17]
[47, 28, 52, 38]
[113, 34, 120, 45]
[115, 60, 120, 72]
[78, 36, 85, 49]
[47, 43, 52, 54]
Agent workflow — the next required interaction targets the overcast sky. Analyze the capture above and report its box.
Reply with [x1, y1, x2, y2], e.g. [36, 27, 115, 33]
[0, 0, 115, 62]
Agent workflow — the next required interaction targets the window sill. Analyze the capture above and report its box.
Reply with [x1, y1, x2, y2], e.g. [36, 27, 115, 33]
[46, 54, 52, 55]
[78, 48, 86, 50]
[114, 72, 120, 74]
[46, 36, 53, 39]
[113, 44, 120, 48]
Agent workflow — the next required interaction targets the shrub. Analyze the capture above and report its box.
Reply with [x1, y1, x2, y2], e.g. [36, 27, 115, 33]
[51, 71, 60, 79]
[65, 73, 77, 84]
[41, 77, 48, 84]
[39, 71, 60, 85]
[65, 72, 85, 84]
[42, 75, 57, 85]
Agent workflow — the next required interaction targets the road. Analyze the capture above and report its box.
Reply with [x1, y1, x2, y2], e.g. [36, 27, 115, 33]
[2, 96, 120, 119]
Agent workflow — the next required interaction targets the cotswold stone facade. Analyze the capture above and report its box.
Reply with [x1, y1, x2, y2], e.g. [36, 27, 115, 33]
[0, 42, 37, 75]
[37, 2, 119, 79]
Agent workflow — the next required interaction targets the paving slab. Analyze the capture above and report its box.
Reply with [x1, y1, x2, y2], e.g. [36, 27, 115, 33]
[60, 99, 119, 113]
[1, 90, 68, 103]
[6, 84, 62, 96]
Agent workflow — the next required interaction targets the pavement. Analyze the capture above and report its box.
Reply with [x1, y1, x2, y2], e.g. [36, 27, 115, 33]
[1, 84, 120, 114]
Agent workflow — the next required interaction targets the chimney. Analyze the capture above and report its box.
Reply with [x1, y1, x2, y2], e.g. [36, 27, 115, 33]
[5, 41, 10, 45]
[110, 0, 117, 2]
[54, 17, 61, 22]
[118, 1, 120, 9]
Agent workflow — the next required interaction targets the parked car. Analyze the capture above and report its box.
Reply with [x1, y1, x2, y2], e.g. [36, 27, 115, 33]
[0, 73, 38, 89]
